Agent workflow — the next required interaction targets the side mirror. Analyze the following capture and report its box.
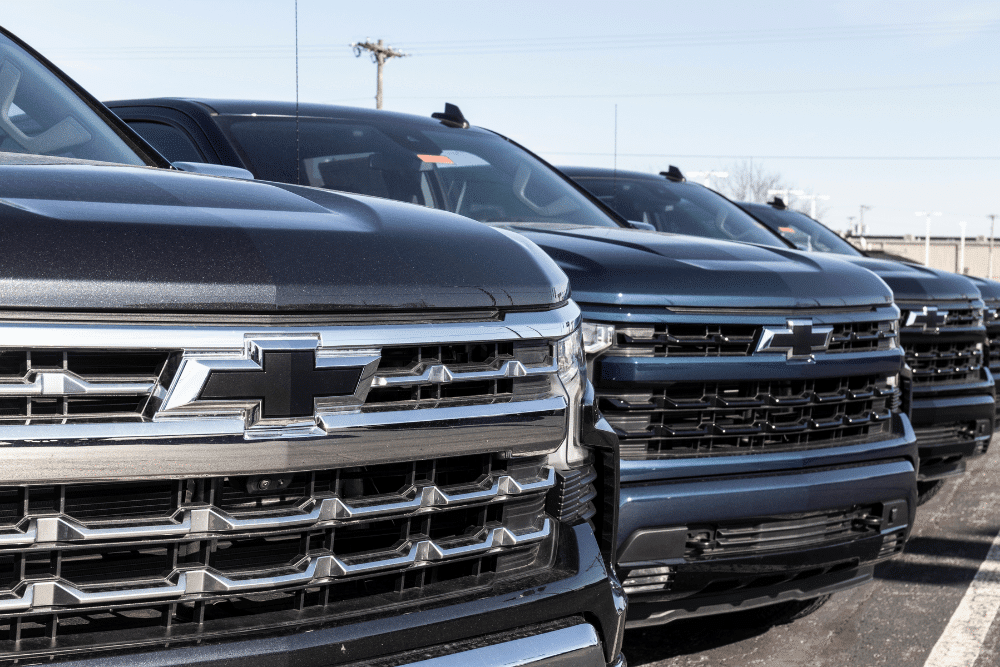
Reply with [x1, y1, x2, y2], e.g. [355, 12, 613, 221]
[628, 221, 656, 231]
[173, 162, 255, 180]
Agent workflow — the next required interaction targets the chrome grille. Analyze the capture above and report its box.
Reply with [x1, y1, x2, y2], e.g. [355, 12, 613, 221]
[603, 375, 896, 460]
[366, 340, 552, 409]
[0, 305, 581, 660]
[906, 340, 983, 386]
[0, 453, 556, 650]
[0, 350, 174, 424]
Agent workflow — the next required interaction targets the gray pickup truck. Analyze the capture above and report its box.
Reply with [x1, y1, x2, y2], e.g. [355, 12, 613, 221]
[0, 28, 626, 667]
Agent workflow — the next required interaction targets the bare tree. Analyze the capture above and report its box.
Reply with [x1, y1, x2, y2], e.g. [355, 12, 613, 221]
[716, 160, 785, 204]
[716, 160, 829, 222]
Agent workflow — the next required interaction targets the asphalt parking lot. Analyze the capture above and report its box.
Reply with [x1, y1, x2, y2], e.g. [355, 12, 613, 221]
[623, 441, 1000, 667]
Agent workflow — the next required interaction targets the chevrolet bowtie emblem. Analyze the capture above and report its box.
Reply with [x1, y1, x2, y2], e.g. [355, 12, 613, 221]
[757, 319, 834, 361]
[905, 306, 948, 333]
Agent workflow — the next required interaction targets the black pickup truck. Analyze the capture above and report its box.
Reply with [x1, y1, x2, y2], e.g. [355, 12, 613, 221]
[113, 98, 920, 629]
[0, 29, 627, 666]
[560, 166, 994, 503]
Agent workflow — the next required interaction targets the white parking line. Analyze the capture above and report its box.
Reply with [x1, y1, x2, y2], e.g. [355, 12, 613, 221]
[923, 527, 1000, 667]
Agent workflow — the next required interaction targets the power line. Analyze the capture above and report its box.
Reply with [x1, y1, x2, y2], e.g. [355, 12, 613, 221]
[369, 80, 1000, 101]
[544, 152, 1000, 161]
[40, 19, 999, 60]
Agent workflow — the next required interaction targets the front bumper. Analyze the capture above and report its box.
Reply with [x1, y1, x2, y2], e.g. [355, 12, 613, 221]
[910, 381, 994, 478]
[617, 414, 917, 626]
[40, 523, 625, 667]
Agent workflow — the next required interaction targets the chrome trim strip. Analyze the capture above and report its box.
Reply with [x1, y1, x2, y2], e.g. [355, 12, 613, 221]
[396, 622, 605, 667]
[0, 372, 154, 397]
[319, 396, 567, 429]
[0, 303, 581, 350]
[0, 469, 556, 546]
[0, 396, 565, 443]
[373, 359, 552, 386]
[0, 521, 552, 612]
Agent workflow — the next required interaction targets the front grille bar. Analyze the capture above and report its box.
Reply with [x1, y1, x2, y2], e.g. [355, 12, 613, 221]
[373, 360, 554, 386]
[0, 468, 556, 546]
[0, 372, 155, 396]
[0, 520, 552, 613]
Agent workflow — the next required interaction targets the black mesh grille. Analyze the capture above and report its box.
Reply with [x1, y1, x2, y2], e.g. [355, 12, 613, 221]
[826, 320, 897, 353]
[901, 306, 982, 332]
[602, 375, 897, 460]
[609, 319, 895, 358]
[906, 340, 983, 387]
[684, 505, 883, 559]
[610, 324, 759, 357]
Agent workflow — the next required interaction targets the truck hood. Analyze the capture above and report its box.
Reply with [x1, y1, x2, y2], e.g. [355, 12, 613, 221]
[0, 160, 568, 312]
[968, 276, 1000, 306]
[496, 224, 893, 309]
[839, 257, 981, 304]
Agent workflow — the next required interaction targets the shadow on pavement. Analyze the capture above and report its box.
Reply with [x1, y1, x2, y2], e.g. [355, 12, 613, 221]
[873, 534, 996, 586]
[623, 603, 795, 665]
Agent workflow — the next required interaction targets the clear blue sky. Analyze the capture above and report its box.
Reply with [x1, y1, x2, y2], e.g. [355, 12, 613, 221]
[5, 1, 997, 237]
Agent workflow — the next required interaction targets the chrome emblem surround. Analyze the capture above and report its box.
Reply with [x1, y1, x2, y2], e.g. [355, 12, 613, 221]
[157, 336, 381, 437]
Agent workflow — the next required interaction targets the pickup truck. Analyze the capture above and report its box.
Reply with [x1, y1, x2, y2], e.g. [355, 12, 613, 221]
[0, 29, 627, 666]
[560, 166, 994, 503]
[112, 98, 921, 628]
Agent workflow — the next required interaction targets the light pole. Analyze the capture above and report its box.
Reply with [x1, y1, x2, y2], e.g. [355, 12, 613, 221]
[916, 211, 942, 267]
[989, 214, 997, 280]
[794, 193, 831, 219]
[958, 221, 967, 274]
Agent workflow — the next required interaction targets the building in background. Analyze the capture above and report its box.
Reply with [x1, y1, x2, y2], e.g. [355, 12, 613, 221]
[850, 235, 997, 279]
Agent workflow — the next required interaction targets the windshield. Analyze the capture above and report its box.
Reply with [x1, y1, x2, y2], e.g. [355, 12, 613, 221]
[743, 204, 862, 256]
[571, 174, 786, 246]
[214, 114, 620, 227]
[0, 33, 144, 165]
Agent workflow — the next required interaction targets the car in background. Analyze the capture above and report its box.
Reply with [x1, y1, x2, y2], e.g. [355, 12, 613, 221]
[561, 165, 993, 503]
[0, 30, 628, 666]
[111, 98, 920, 628]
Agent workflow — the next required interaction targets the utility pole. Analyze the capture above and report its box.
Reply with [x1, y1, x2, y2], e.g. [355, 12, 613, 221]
[351, 39, 408, 109]
[916, 211, 942, 267]
[858, 205, 872, 237]
[958, 221, 967, 274]
[989, 214, 997, 280]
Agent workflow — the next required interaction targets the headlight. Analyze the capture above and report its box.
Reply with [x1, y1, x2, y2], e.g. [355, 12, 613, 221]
[552, 326, 587, 467]
[582, 322, 615, 356]
[886, 374, 897, 387]
[555, 327, 585, 383]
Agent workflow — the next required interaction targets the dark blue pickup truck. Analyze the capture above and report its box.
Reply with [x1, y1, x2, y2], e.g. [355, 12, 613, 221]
[561, 166, 994, 503]
[110, 99, 919, 628]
